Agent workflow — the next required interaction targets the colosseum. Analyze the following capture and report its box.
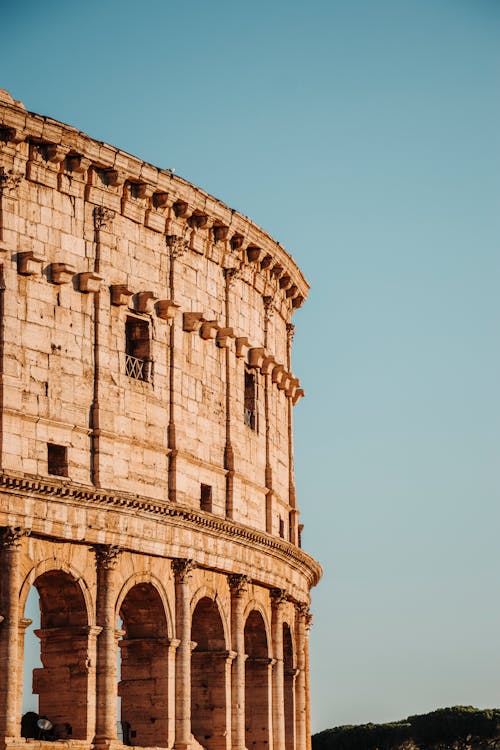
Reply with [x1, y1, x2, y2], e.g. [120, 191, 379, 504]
[0, 89, 321, 750]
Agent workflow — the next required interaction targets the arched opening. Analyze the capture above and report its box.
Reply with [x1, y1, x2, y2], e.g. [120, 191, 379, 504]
[283, 623, 295, 750]
[191, 596, 228, 750]
[119, 583, 170, 747]
[244, 610, 270, 750]
[23, 570, 90, 740]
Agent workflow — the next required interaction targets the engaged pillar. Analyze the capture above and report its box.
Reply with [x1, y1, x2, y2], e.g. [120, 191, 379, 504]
[271, 589, 287, 750]
[228, 574, 249, 750]
[294, 603, 308, 750]
[172, 558, 196, 750]
[0, 526, 29, 740]
[94, 544, 121, 748]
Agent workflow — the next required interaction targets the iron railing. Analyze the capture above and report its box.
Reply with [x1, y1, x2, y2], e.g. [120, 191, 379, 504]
[125, 354, 150, 382]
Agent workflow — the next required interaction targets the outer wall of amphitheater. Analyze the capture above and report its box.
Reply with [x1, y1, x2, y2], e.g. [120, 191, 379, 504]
[0, 89, 321, 750]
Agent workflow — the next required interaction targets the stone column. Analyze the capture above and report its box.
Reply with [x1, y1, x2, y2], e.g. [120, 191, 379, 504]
[0, 526, 29, 740]
[172, 558, 196, 750]
[294, 603, 308, 750]
[304, 614, 313, 750]
[228, 574, 249, 750]
[271, 589, 287, 750]
[94, 544, 121, 748]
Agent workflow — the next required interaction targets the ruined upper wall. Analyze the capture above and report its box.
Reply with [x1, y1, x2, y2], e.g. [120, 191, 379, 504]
[0, 90, 309, 547]
[0, 88, 309, 312]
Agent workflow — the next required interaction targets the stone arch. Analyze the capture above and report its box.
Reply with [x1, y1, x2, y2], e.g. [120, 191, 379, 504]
[20, 565, 92, 740]
[242, 600, 271, 655]
[118, 580, 171, 747]
[116, 572, 174, 639]
[19, 557, 94, 625]
[283, 621, 295, 750]
[190, 584, 230, 649]
[244, 609, 272, 750]
[191, 596, 229, 750]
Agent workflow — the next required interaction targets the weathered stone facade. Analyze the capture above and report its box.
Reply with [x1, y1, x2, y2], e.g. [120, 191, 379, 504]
[0, 89, 321, 750]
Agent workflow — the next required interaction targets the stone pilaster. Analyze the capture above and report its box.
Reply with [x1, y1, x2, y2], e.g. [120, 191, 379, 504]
[294, 603, 308, 750]
[0, 526, 29, 740]
[271, 589, 287, 750]
[94, 544, 121, 748]
[228, 574, 249, 750]
[305, 614, 313, 750]
[172, 558, 196, 750]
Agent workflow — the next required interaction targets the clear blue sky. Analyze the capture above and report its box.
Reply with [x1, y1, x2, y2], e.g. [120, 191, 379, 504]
[3, 0, 499, 732]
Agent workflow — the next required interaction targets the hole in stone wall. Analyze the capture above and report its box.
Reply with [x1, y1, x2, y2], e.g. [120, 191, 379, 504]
[200, 484, 212, 513]
[244, 367, 257, 431]
[279, 517, 285, 539]
[47, 443, 68, 477]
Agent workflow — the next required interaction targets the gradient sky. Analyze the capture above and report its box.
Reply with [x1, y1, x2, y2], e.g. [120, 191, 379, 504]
[2, 0, 499, 733]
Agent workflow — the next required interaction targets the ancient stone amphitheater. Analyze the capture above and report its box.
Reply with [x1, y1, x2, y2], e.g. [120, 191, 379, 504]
[0, 89, 321, 750]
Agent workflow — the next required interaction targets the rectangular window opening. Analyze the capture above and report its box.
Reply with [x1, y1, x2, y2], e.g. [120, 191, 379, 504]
[244, 367, 257, 430]
[200, 484, 212, 513]
[279, 517, 285, 539]
[125, 316, 151, 381]
[47, 443, 68, 477]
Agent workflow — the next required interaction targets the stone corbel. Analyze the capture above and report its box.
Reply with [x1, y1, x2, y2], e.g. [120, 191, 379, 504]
[188, 212, 208, 229]
[135, 291, 158, 314]
[110, 284, 134, 306]
[216, 327, 234, 348]
[50, 262, 75, 284]
[292, 295, 305, 309]
[131, 182, 153, 200]
[246, 245, 262, 263]
[212, 224, 229, 244]
[230, 234, 244, 251]
[271, 364, 285, 386]
[173, 200, 189, 218]
[286, 284, 298, 298]
[292, 387, 305, 405]
[78, 272, 103, 293]
[65, 154, 91, 174]
[260, 254, 273, 270]
[153, 192, 169, 209]
[279, 275, 292, 290]
[183, 312, 205, 332]
[248, 347, 265, 369]
[17, 251, 44, 276]
[261, 355, 276, 375]
[122, 181, 153, 223]
[270, 263, 284, 279]
[45, 144, 67, 164]
[278, 372, 292, 392]
[103, 169, 124, 188]
[0, 126, 24, 145]
[286, 377, 299, 399]
[146, 192, 170, 232]
[235, 336, 250, 358]
[200, 320, 219, 340]
[155, 299, 179, 321]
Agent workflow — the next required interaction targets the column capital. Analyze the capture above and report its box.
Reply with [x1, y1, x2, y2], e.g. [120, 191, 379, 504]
[295, 601, 309, 619]
[305, 613, 313, 631]
[228, 573, 250, 595]
[270, 588, 288, 607]
[286, 323, 295, 342]
[166, 234, 189, 259]
[93, 205, 115, 231]
[0, 525, 30, 549]
[263, 295, 275, 320]
[0, 167, 23, 197]
[171, 557, 196, 581]
[94, 544, 121, 569]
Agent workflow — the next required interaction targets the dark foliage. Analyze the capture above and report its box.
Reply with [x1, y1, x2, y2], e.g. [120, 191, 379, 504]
[312, 707, 500, 750]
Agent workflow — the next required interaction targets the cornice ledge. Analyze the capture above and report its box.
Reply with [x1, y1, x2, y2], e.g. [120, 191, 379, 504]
[0, 471, 322, 586]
